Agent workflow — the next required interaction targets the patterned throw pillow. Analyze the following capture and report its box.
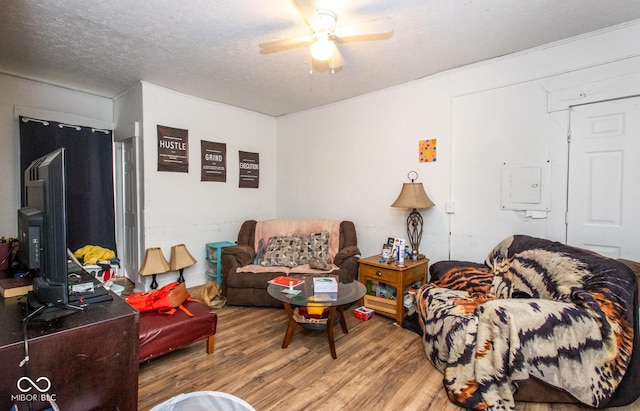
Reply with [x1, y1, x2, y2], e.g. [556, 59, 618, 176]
[298, 231, 331, 265]
[260, 235, 302, 267]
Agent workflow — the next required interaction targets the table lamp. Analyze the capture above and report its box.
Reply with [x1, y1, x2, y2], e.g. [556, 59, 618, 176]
[139, 247, 170, 289]
[391, 171, 435, 258]
[170, 244, 197, 283]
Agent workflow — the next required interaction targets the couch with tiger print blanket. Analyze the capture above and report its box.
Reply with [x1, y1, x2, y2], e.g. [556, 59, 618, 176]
[416, 235, 640, 410]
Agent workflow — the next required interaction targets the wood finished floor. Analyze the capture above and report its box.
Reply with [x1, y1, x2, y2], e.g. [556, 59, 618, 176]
[136, 302, 640, 411]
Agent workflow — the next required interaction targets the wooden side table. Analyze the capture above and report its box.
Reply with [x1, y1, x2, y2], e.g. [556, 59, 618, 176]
[358, 255, 429, 325]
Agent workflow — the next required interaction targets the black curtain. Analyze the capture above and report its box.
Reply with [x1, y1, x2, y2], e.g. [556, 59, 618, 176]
[19, 117, 117, 254]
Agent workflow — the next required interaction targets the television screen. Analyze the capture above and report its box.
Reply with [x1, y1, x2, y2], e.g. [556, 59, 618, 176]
[18, 148, 69, 304]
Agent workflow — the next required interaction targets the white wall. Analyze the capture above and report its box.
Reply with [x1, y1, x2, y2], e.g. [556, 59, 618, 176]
[276, 21, 640, 264]
[0, 76, 275, 290]
[449, 82, 567, 261]
[276, 81, 452, 263]
[133, 82, 277, 287]
[0, 73, 113, 237]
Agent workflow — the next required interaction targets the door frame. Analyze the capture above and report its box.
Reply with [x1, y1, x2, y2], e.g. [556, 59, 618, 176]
[546, 74, 640, 245]
[114, 122, 144, 289]
[565, 96, 639, 256]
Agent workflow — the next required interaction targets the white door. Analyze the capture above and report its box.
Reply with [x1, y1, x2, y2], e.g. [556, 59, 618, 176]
[567, 97, 640, 260]
[122, 138, 141, 285]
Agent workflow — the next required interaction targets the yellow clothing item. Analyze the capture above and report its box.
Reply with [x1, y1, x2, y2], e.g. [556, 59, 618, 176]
[74, 245, 116, 265]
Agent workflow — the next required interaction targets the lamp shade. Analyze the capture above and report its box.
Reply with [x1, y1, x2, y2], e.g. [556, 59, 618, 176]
[170, 244, 197, 271]
[391, 182, 435, 210]
[139, 247, 170, 276]
[310, 35, 334, 61]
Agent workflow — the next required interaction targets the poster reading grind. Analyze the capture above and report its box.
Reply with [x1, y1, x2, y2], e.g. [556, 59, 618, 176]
[157, 125, 188, 172]
[201, 141, 226, 182]
[239, 151, 259, 188]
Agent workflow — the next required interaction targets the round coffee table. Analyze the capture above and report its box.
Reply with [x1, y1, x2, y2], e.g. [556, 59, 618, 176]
[267, 274, 366, 359]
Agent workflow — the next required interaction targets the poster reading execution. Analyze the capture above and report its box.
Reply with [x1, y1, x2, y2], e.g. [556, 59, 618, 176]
[157, 125, 188, 172]
[201, 141, 227, 182]
[239, 151, 259, 188]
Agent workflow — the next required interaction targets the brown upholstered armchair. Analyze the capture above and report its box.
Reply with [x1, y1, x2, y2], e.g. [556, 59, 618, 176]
[415, 236, 640, 409]
[221, 219, 360, 307]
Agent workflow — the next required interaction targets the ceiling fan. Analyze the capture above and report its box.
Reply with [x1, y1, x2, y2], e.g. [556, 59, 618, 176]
[259, 0, 393, 72]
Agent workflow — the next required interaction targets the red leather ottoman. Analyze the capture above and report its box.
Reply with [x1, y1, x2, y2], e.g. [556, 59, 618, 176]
[138, 300, 217, 362]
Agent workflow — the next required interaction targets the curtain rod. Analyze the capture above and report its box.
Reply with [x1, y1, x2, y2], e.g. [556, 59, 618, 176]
[23, 116, 112, 134]
[58, 123, 81, 131]
[21, 117, 50, 126]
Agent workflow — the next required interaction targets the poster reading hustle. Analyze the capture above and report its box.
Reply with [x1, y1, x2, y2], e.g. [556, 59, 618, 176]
[157, 125, 188, 172]
[239, 151, 259, 188]
[201, 140, 227, 182]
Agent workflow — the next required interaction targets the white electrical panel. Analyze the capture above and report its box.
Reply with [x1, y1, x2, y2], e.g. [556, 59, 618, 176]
[501, 161, 551, 212]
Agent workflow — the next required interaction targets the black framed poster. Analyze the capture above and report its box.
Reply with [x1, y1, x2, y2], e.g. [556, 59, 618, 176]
[157, 125, 188, 173]
[239, 151, 259, 188]
[201, 141, 226, 182]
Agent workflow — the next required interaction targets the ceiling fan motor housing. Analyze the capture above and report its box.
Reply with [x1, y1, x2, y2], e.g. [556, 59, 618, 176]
[313, 10, 337, 37]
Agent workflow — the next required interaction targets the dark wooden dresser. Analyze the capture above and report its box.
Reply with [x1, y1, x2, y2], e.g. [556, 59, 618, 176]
[0, 273, 139, 411]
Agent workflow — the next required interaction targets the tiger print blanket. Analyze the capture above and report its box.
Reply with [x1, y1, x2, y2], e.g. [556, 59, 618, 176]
[416, 235, 638, 410]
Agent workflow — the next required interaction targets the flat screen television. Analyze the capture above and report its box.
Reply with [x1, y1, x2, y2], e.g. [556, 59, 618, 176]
[17, 147, 69, 304]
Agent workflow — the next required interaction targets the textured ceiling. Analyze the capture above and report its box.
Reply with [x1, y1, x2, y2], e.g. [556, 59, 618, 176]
[2, 1, 640, 117]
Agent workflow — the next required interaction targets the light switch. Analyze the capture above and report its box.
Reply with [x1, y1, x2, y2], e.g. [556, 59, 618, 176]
[445, 201, 455, 214]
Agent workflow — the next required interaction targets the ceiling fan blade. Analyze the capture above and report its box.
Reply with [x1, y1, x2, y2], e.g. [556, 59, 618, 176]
[328, 42, 344, 70]
[259, 35, 314, 53]
[335, 17, 393, 40]
[293, 0, 320, 26]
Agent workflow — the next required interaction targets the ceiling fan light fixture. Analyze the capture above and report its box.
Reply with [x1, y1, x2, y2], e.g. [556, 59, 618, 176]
[310, 33, 334, 61]
[260, 1, 392, 72]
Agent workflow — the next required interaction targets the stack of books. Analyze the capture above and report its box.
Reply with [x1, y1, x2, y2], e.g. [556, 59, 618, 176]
[268, 276, 304, 287]
[0, 271, 33, 298]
